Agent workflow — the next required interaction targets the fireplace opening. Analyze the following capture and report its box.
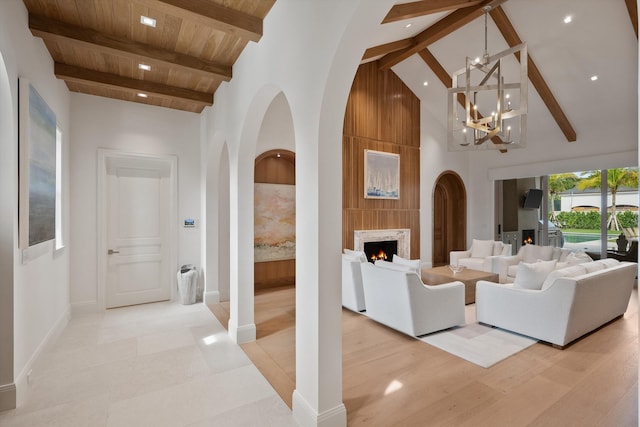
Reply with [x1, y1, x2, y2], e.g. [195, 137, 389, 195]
[364, 240, 398, 263]
[522, 229, 535, 245]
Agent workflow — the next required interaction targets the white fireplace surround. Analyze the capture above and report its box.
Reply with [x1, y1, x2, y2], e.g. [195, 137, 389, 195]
[353, 229, 411, 259]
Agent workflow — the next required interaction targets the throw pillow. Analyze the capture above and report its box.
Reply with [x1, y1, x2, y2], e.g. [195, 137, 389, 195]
[583, 261, 605, 273]
[537, 245, 554, 261]
[375, 260, 414, 272]
[392, 254, 421, 273]
[471, 239, 494, 258]
[599, 258, 620, 268]
[492, 241, 504, 256]
[541, 264, 587, 291]
[565, 251, 593, 265]
[344, 249, 367, 263]
[513, 260, 557, 290]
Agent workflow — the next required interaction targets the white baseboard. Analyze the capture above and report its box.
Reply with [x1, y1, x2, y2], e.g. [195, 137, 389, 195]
[203, 290, 220, 305]
[293, 390, 347, 427]
[227, 319, 256, 344]
[15, 305, 70, 407]
[0, 383, 16, 411]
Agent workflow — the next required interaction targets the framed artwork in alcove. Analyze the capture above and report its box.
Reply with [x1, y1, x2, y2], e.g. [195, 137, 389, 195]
[364, 149, 399, 200]
[254, 183, 296, 262]
[18, 78, 57, 249]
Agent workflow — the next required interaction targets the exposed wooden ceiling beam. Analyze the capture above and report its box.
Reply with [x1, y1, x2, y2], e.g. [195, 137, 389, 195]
[418, 49, 508, 152]
[54, 63, 213, 108]
[378, 0, 507, 70]
[29, 14, 232, 81]
[383, 0, 483, 24]
[362, 38, 413, 62]
[136, 0, 263, 42]
[490, 6, 577, 142]
[625, 0, 638, 39]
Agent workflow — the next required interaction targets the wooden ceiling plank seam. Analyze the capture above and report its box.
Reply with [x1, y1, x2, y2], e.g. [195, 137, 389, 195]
[378, 0, 508, 70]
[625, 0, 638, 39]
[362, 38, 413, 62]
[29, 13, 232, 81]
[418, 49, 507, 152]
[135, 0, 263, 42]
[382, 0, 484, 24]
[490, 6, 577, 142]
[54, 62, 212, 106]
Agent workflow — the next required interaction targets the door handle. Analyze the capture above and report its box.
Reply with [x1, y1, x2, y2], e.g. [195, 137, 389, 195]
[108, 249, 120, 255]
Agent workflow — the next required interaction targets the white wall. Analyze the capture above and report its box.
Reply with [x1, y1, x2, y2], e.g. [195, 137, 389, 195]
[69, 94, 201, 309]
[0, 0, 72, 406]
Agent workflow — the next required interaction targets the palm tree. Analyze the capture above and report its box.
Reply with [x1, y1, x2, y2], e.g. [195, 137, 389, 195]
[576, 168, 639, 231]
[548, 173, 578, 225]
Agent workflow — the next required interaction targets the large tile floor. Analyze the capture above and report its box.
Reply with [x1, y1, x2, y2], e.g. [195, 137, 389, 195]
[0, 301, 297, 426]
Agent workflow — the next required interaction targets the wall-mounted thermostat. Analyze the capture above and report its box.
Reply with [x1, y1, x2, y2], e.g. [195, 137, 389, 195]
[183, 218, 197, 228]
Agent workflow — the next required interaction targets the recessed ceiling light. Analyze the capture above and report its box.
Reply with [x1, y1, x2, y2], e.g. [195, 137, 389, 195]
[590, 75, 598, 81]
[137, 93, 148, 98]
[140, 15, 156, 27]
[563, 15, 572, 24]
[423, 81, 428, 86]
[405, 23, 412, 28]
[138, 63, 151, 71]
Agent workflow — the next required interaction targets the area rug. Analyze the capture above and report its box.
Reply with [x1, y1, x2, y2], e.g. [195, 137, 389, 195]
[418, 323, 537, 368]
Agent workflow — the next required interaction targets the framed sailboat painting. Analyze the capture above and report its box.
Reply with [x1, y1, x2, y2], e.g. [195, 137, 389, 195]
[364, 149, 399, 200]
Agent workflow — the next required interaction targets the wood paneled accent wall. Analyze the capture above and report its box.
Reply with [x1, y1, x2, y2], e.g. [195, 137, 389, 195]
[343, 61, 421, 258]
[254, 150, 296, 290]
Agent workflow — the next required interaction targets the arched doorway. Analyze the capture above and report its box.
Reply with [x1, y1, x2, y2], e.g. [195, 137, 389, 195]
[432, 171, 467, 266]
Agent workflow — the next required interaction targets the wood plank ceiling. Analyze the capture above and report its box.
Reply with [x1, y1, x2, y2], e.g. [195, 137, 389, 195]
[22, 0, 275, 113]
[23, 0, 638, 120]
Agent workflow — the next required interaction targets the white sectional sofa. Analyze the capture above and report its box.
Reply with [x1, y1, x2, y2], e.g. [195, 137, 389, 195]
[476, 259, 637, 348]
[342, 254, 366, 312]
[493, 244, 575, 283]
[360, 262, 465, 337]
[449, 239, 512, 274]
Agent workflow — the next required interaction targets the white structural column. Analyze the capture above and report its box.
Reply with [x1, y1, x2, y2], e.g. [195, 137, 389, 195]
[227, 151, 256, 343]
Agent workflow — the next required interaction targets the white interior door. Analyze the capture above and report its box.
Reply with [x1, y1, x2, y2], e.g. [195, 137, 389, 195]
[105, 156, 172, 308]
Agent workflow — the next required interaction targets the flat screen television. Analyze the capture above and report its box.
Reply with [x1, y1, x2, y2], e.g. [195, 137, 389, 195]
[523, 189, 543, 209]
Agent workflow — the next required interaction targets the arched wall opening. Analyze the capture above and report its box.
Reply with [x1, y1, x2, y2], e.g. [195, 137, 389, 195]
[432, 171, 467, 266]
[0, 51, 16, 410]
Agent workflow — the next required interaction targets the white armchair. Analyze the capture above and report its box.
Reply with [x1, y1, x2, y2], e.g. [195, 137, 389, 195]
[360, 262, 465, 336]
[449, 239, 512, 274]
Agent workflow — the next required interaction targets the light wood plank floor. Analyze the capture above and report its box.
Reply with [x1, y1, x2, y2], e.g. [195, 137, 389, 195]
[209, 286, 638, 426]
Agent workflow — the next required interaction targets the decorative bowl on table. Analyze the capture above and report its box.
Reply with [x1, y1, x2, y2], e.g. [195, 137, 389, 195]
[448, 265, 465, 274]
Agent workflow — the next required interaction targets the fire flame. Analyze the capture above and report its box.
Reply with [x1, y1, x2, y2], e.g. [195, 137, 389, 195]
[370, 250, 388, 261]
[523, 236, 533, 245]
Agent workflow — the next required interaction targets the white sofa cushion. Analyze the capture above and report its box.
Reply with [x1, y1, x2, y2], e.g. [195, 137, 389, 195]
[471, 239, 494, 258]
[392, 254, 421, 273]
[514, 260, 557, 290]
[344, 249, 367, 263]
[541, 264, 588, 291]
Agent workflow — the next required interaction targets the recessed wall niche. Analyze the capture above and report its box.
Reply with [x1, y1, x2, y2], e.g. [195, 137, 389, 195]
[254, 149, 295, 290]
